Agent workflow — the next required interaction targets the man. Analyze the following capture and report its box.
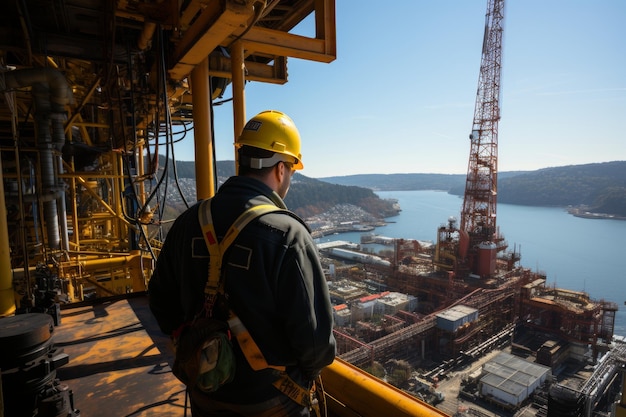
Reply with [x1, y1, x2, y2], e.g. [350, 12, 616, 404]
[149, 110, 336, 416]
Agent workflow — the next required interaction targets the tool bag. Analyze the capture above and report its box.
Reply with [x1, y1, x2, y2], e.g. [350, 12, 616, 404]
[171, 313, 235, 392]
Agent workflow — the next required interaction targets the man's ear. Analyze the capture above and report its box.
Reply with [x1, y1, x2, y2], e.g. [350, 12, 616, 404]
[276, 161, 287, 180]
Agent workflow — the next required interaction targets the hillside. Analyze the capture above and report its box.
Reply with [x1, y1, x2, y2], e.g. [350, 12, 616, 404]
[323, 161, 626, 218]
[162, 160, 400, 220]
[318, 171, 527, 191]
[168, 159, 626, 219]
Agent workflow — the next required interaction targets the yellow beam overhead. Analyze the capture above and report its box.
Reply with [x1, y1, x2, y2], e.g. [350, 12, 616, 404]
[209, 54, 288, 84]
[239, 0, 336, 63]
[169, 0, 256, 81]
[241, 26, 335, 63]
[170, 0, 336, 81]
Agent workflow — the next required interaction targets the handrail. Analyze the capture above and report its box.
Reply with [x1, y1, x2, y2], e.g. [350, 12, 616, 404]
[322, 359, 450, 417]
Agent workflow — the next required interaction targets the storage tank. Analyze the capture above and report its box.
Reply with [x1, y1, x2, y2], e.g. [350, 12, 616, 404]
[477, 242, 497, 276]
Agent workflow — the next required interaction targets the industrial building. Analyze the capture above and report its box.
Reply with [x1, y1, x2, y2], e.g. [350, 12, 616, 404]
[478, 352, 551, 410]
[436, 305, 479, 333]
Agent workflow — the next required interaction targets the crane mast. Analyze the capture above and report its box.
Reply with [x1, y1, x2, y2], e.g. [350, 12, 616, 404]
[434, 0, 507, 278]
[459, 0, 505, 274]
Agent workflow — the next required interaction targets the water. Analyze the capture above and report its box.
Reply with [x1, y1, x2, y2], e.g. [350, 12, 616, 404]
[316, 190, 626, 337]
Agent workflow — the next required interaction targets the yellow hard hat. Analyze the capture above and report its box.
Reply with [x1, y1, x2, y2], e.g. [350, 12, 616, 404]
[236, 110, 304, 170]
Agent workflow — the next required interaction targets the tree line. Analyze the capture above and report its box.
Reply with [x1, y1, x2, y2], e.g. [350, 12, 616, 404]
[166, 158, 626, 218]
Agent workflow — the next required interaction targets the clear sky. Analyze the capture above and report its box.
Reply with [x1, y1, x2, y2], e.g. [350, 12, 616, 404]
[173, 0, 626, 179]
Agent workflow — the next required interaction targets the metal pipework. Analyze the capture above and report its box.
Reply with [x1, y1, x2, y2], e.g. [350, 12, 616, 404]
[2, 68, 72, 251]
[0, 68, 71, 314]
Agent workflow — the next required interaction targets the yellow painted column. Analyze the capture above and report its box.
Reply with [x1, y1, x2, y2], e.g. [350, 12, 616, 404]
[190, 56, 215, 199]
[231, 40, 246, 173]
[0, 156, 16, 316]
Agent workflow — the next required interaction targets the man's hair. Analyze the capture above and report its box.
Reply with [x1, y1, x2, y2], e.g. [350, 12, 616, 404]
[237, 145, 276, 176]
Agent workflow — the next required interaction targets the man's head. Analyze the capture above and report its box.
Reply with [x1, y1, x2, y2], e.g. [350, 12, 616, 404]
[236, 110, 303, 198]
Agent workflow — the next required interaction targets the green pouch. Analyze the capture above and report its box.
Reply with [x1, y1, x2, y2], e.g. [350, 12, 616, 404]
[196, 331, 236, 392]
[172, 317, 236, 392]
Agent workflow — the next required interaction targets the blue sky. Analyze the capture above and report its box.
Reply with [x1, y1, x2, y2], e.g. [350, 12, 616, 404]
[173, 0, 626, 178]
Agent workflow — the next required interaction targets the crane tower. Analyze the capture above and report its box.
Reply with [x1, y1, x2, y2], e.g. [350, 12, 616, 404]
[460, 0, 506, 276]
[435, 0, 507, 278]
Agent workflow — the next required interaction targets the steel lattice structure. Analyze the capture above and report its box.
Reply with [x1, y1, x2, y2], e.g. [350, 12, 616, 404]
[460, 0, 505, 247]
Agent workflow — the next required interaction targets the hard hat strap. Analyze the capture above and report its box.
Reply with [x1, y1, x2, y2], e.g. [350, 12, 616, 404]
[248, 153, 296, 169]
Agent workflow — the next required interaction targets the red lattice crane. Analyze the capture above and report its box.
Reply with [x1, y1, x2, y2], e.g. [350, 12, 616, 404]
[459, 0, 506, 276]
[435, 0, 506, 278]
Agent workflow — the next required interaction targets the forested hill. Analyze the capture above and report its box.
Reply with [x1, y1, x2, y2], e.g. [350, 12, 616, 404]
[321, 161, 626, 217]
[493, 162, 626, 216]
[167, 159, 626, 218]
[163, 159, 400, 219]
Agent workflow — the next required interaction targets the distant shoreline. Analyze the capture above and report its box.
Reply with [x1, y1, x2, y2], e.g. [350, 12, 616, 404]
[567, 208, 626, 221]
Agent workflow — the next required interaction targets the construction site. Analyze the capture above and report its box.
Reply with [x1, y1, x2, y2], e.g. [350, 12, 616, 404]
[318, 231, 624, 415]
[0, 0, 624, 416]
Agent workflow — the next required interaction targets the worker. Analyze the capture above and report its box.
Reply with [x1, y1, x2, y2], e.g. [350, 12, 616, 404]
[148, 110, 336, 416]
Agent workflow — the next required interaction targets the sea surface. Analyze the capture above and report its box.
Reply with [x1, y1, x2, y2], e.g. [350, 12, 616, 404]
[316, 190, 626, 337]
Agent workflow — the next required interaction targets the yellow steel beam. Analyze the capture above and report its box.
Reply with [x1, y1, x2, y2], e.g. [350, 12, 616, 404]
[65, 76, 101, 137]
[179, 0, 205, 31]
[209, 53, 287, 84]
[169, 0, 256, 81]
[315, 0, 336, 57]
[61, 160, 132, 227]
[240, 26, 335, 63]
[237, 0, 336, 63]
[322, 359, 450, 417]
[170, 0, 335, 81]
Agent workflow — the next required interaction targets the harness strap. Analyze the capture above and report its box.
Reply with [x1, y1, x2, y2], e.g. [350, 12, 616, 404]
[197, 198, 321, 411]
[273, 374, 325, 417]
[199, 199, 279, 295]
[227, 315, 286, 372]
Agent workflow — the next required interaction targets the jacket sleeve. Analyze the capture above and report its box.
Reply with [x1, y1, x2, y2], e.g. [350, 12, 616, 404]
[148, 219, 185, 335]
[277, 232, 336, 380]
[149, 204, 209, 335]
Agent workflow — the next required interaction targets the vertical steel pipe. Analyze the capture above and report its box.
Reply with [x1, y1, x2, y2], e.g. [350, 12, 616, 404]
[190, 56, 215, 199]
[231, 40, 246, 172]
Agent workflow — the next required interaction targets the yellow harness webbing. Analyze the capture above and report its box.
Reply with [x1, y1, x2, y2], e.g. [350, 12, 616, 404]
[198, 200, 279, 296]
[197, 198, 321, 413]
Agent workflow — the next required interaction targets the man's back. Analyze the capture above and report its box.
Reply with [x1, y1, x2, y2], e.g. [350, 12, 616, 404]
[149, 175, 335, 408]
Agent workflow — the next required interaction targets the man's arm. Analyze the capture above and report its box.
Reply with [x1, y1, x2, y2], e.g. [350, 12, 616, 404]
[279, 236, 336, 379]
[148, 227, 185, 335]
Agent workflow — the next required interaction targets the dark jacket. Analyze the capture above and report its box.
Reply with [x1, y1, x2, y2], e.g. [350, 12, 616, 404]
[148, 176, 336, 404]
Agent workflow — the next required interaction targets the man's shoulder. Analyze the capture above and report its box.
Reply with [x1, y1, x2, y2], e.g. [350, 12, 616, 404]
[257, 209, 310, 233]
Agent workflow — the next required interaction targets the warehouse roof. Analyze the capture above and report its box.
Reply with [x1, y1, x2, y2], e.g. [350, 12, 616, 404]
[481, 352, 550, 396]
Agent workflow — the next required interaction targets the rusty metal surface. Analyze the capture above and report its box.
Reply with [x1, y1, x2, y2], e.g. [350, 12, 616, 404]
[54, 295, 187, 416]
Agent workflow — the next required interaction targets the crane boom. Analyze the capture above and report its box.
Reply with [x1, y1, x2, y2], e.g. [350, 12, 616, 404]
[460, 0, 505, 271]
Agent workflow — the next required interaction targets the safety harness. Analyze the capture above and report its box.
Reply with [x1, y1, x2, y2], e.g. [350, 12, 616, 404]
[198, 198, 325, 415]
